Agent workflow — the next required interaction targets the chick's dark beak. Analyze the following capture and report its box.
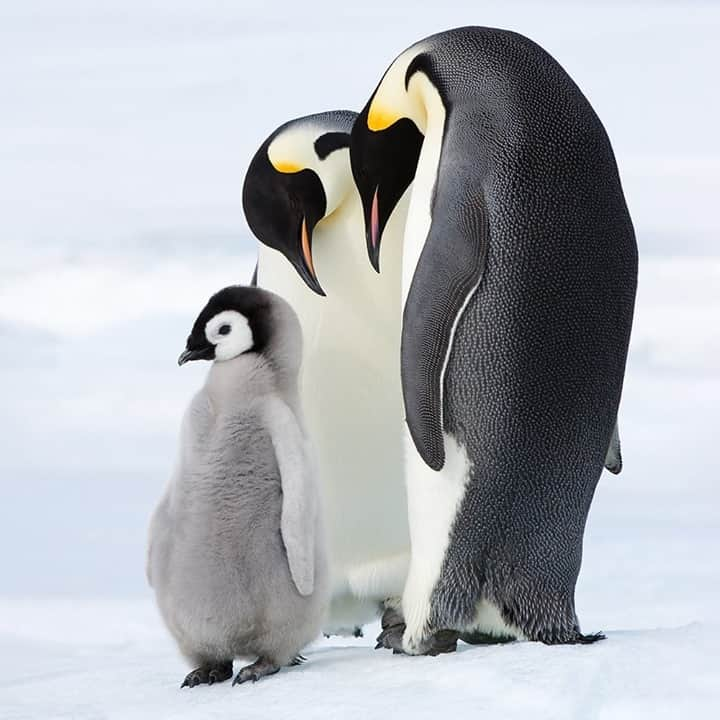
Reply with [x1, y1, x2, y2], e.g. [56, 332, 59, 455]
[178, 348, 211, 366]
[177, 349, 194, 366]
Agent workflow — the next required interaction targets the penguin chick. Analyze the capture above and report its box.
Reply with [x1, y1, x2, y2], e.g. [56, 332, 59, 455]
[147, 285, 327, 687]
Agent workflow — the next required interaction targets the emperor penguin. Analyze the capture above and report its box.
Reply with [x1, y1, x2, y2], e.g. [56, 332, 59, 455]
[147, 286, 327, 686]
[349, 27, 637, 654]
[242, 112, 412, 635]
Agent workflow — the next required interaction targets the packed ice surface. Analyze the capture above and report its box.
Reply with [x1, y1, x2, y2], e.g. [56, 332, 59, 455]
[1, 1, 719, 718]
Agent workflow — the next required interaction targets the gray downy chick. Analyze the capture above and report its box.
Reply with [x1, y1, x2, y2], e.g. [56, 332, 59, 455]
[147, 285, 328, 687]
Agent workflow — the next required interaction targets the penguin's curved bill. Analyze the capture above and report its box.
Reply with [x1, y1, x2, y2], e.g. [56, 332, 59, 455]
[178, 349, 205, 366]
[295, 217, 325, 296]
[367, 187, 381, 273]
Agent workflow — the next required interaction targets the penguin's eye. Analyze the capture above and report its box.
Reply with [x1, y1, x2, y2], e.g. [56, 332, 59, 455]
[218, 324, 231, 336]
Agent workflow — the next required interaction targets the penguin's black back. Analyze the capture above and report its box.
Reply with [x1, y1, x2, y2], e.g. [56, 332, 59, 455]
[409, 27, 637, 640]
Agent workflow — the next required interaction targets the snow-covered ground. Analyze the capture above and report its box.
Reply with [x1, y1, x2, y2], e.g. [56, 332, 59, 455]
[1, 1, 718, 718]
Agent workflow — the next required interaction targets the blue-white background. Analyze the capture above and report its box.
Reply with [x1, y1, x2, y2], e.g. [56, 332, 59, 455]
[1, 1, 718, 718]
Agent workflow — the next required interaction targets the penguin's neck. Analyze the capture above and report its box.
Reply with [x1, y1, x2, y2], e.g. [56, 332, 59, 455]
[317, 189, 404, 340]
[204, 355, 277, 411]
[257, 186, 400, 328]
[401, 74, 446, 305]
[312, 188, 366, 294]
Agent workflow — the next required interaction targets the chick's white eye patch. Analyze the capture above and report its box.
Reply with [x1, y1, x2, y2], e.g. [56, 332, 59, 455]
[205, 310, 254, 360]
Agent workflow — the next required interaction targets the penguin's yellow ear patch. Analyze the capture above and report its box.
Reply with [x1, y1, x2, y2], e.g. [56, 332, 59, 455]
[367, 101, 400, 132]
[271, 158, 303, 174]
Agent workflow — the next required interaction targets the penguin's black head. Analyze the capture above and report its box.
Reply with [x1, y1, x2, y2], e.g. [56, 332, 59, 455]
[242, 112, 358, 296]
[349, 99, 423, 272]
[178, 286, 274, 366]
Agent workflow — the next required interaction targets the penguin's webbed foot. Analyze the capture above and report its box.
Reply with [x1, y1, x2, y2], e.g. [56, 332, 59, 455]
[375, 605, 406, 653]
[376, 626, 460, 655]
[375, 605, 459, 656]
[375, 622, 406, 653]
[459, 630, 516, 645]
[424, 629, 460, 655]
[569, 631, 606, 645]
[534, 628, 606, 645]
[181, 660, 233, 688]
[233, 657, 280, 685]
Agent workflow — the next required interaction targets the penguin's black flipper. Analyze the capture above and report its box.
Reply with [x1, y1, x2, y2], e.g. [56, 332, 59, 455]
[402, 177, 490, 471]
[604, 421, 622, 474]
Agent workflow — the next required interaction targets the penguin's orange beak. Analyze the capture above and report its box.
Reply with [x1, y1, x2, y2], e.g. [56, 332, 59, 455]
[301, 218, 316, 282]
[294, 216, 325, 296]
[367, 187, 382, 272]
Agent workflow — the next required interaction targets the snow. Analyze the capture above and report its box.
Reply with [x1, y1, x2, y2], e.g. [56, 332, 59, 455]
[1, 0, 719, 718]
[1, 599, 716, 720]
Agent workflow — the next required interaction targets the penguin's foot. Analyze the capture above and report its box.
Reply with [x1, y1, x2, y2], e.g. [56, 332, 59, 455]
[565, 631, 606, 645]
[375, 622, 405, 653]
[459, 630, 516, 645]
[375, 605, 407, 653]
[289, 654, 306, 666]
[232, 657, 280, 685]
[534, 629, 606, 645]
[181, 661, 233, 688]
[375, 607, 459, 656]
[377, 625, 460, 655]
[424, 629, 460, 656]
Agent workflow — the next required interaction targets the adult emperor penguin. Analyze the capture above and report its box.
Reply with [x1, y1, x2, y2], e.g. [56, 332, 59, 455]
[147, 286, 327, 686]
[242, 112, 413, 634]
[349, 27, 637, 654]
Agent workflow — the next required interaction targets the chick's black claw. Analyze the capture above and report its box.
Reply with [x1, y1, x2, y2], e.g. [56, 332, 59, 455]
[181, 661, 232, 688]
[233, 657, 280, 686]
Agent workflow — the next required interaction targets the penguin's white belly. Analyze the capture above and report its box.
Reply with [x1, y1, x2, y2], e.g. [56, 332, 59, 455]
[301, 311, 408, 587]
[257, 228, 409, 626]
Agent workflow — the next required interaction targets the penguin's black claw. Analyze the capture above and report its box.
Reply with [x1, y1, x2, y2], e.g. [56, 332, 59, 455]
[575, 632, 606, 644]
[181, 661, 233, 689]
[376, 605, 407, 653]
[536, 628, 607, 645]
[181, 667, 208, 688]
[289, 654, 306, 666]
[233, 657, 280, 686]
[375, 622, 407, 653]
